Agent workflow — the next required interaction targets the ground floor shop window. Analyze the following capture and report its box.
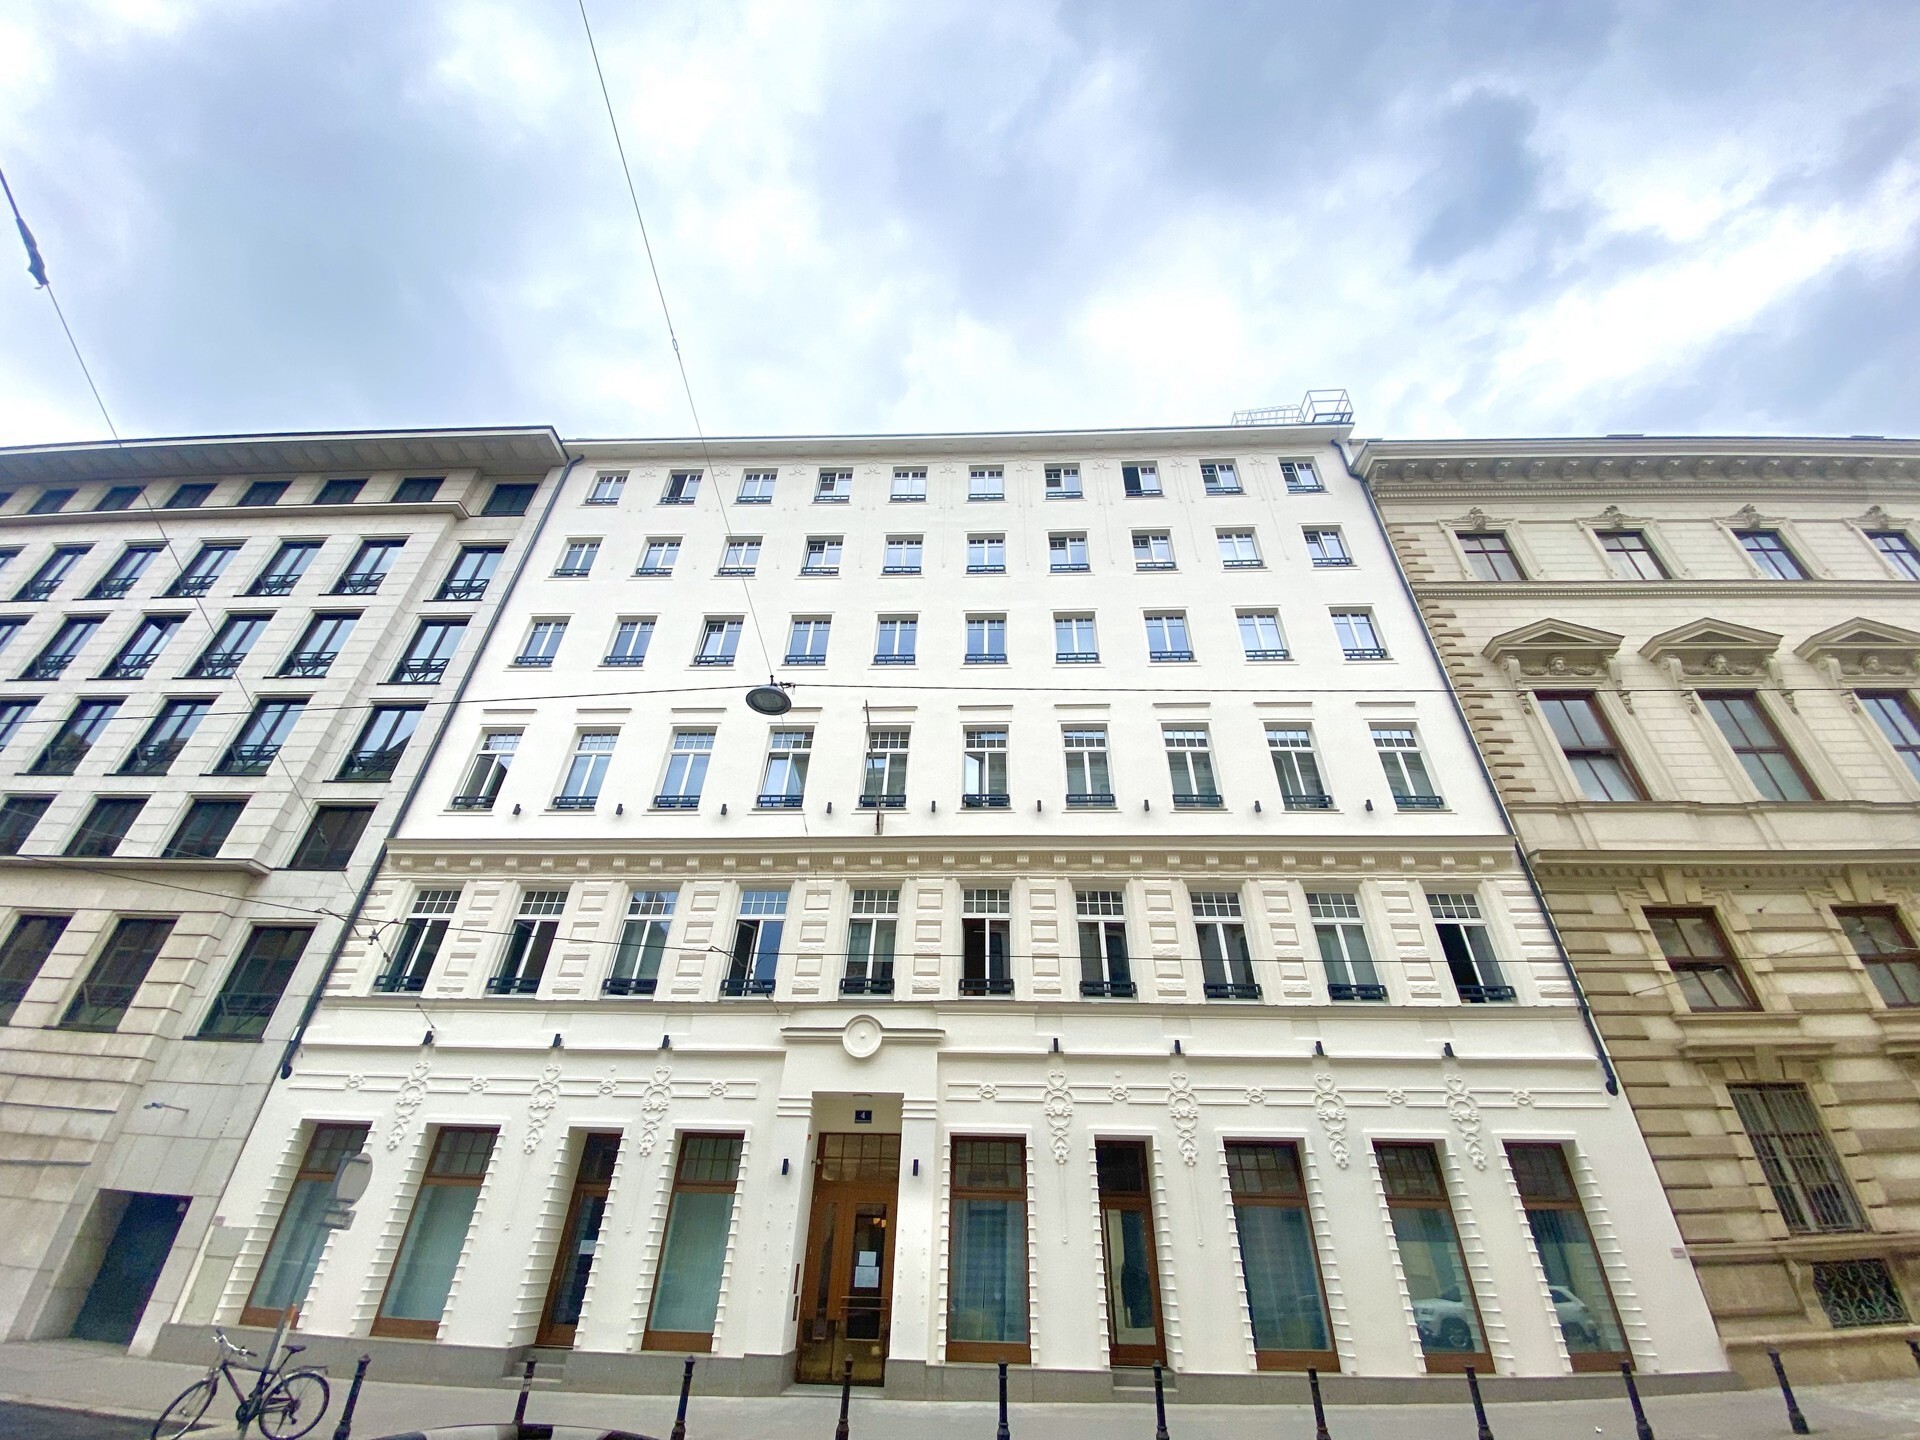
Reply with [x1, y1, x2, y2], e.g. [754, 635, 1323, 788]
[373, 1127, 496, 1338]
[1505, 1142, 1627, 1368]
[1225, 1140, 1337, 1369]
[1376, 1141, 1492, 1373]
[644, 1133, 745, 1351]
[242, 1122, 369, 1325]
[947, 1138, 1030, 1362]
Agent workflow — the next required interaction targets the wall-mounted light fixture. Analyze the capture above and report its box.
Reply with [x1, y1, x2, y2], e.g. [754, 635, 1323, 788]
[781, 1157, 791, 1176]
[551, 1033, 564, 1049]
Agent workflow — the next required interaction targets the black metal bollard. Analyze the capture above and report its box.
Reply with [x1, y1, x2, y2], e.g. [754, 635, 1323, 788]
[1765, 1348, 1810, 1436]
[669, 1356, 695, 1440]
[1306, 1367, 1331, 1440]
[513, 1358, 536, 1426]
[1464, 1365, 1494, 1440]
[996, 1360, 1010, 1440]
[1909, 1337, 1920, 1373]
[1620, 1361, 1654, 1440]
[1151, 1362, 1169, 1440]
[834, 1357, 852, 1440]
[330, 1355, 372, 1440]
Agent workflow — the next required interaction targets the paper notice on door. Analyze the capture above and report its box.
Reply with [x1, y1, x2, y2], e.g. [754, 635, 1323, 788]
[854, 1251, 880, 1288]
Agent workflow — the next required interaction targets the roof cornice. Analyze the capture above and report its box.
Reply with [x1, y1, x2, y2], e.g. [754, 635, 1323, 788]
[0, 426, 567, 484]
[1356, 436, 1920, 493]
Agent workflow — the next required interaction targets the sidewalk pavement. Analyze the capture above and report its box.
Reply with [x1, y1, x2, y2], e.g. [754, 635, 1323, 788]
[6, 1340, 1920, 1440]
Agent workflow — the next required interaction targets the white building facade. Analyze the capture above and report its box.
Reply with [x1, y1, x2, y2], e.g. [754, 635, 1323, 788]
[0, 429, 566, 1349]
[187, 421, 1729, 1399]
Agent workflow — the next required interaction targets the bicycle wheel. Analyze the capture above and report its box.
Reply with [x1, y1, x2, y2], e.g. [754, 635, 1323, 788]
[257, 1368, 330, 1439]
[150, 1377, 216, 1440]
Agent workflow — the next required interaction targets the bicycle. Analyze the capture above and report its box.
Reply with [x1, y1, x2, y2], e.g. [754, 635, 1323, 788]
[151, 1326, 331, 1440]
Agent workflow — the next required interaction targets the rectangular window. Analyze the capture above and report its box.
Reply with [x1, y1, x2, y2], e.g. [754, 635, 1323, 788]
[1729, 1084, 1864, 1234]
[65, 797, 146, 858]
[1332, 610, 1386, 660]
[1506, 1144, 1628, 1366]
[164, 482, 214, 509]
[1094, 1140, 1163, 1364]
[1163, 726, 1219, 806]
[1869, 530, 1920, 580]
[102, 614, 184, 679]
[844, 888, 898, 996]
[331, 540, 403, 595]
[287, 805, 372, 870]
[515, 618, 567, 668]
[1372, 725, 1441, 809]
[1703, 692, 1816, 800]
[199, 925, 311, 1040]
[758, 729, 812, 808]
[453, 729, 519, 809]
[87, 543, 163, 599]
[786, 617, 830, 665]
[492, 890, 568, 995]
[187, 612, 269, 678]
[1121, 462, 1161, 497]
[1646, 908, 1755, 1011]
[29, 698, 121, 776]
[1238, 609, 1289, 661]
[247, 541, 322, 596]
[1458, 532, 1525, 581]
[1201, 460, 1242, 495]
[1429, 892, 1513, 1002]
[1813, 1259, 1911, 1329]
[1736, 529, 1808, 580]
[658, 729, 714, 808]
[695, 617, 742, 666]
[373, 1127, 497, 1336]
[607, 889, 676, 996]
[338, 704, 423, 782]
[1538, 693, 1643, 801]
[162, 799, 246, 860]
[1044, 464, 1081, 499]
[484, 482, 537, 516]
[717, 537, 759, 576]
[802, 536, 842, 575]
[965, 615, 1007, 665]
[1132, 531, 1174, 569]
[243, 1123, 373, 1325]
[61, 916, 176, 1031]
[967, 466, 1004, 501]
[874, 615, 917, 664]
[1377, 1142, 1490, 1371]
[1309, 892, 1384, 1001]
[1049, 533, 1089, 572]
[95, 484, 145, 512]
[814, 469, 852, 503]
[1063, 726, 1112, 806]
[0, 617, 20, 655]
[277, 612, 356, 677]
[1144, 612, 1192, 661]
[724, 889, 787, 996]
[1054, 613, 1098, 663]
[637, 538, 681, 575]
[1838, 906, 1920, 1008]
[890, 467, 927, 502]
[437, 545, 503, 601]
[0, 698, 33, 751]
[963, 727, 1009, 806]
[962, 889, 1013, 996]
[20, 615, 102, 679]
[390, 619, 467, 684]
[238, 481, 288, 507]
[1226, 1142, 1334, 1367]
[1302, 527, 1351, 567]
[1280, 460, 1322, 493]
[883, 536, 923, 574]
[0, 795, 52, 855]
[556, 731, 617, 809]
[586, 471, 627, 505]
[860, 728, 909, 809]
[948, 1138, 1030, 1362]
[1076, 890, 1135, 998]
[1217, 530, 1262, 568]
[392, 475, 442, 503]
[1194, 890, 1257, 999]
[967, 535, 1007, 573]
[375, 888, 460, 994]
[29, 487, 75, 515]
[314, 478, 364, 505]
[644, 1134, 745, 1350]
[661, 470, 701, 505]
[606, 618, 655, 667]
[1260, 727, 1328, 810]
[14, 544, 90, 602]
[216, 698, 306, 776]
[736, 470, 775, 504]
[0, 913, 70, 1023]
[555, 539, 600, 578]
[1598, 530, 1668, 580]
[166, 542, 241, 597]
[1860, 692, 1920, 782]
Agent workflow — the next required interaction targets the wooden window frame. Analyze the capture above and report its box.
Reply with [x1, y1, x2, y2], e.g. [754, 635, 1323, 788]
[945, 1136, 1031, 1364]
[1505, 1142, 1629, 1372]
[1646, 907, 1758, 1012]
[1225, 1139, 1338, 1371]
[371, 1126, 497, 1339]
[242, 1122, 370, 1326]
[642, 1131, 745, 1352]
[1376, 1141, 1493, 1375]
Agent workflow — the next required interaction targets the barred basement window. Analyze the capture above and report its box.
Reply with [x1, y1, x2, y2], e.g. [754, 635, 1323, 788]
[1813, 1259, 1910, 1329]
[1729, 1084, 1865, 1234]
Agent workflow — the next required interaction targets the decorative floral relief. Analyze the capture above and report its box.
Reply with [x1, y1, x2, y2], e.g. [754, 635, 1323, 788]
[709, 1079, 728, 1097]
[385, 1060, 430, 1151]
[976, 1082, 997, 1101]
[468, 1076, 489, 1093]
[1444, 1074, 1487, 1169]
[597, 1077, 617, 1096]
[345, 1074, 363, 1090]
[1042, 1071, 1074, 1164]
[1109, 1083, 1131, 1103]
[1512, 1089, 1534, 1107]
[523, 1063, 562, 1153]
[1168, 1073, 1200, 1167]
[1244, 1087, 1266, 1105]
[1385, 1087, 1407, 1106]
[637, 1066, 673, 1155]
[1312, 1071, 1349, 1169]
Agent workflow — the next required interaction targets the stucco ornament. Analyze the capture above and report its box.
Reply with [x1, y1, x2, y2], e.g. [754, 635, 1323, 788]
[637, 1065, 673, 1155]
[1444, 1074, 1487, 1170]
[523, 1063, 562, 1153]
[1244, 1087, 1266, 1105]
[1042, 1071, 1074, 1163]
[1168, 1073, 1200, 1167]
[976, 1082, 997, 1101]
[1312, 1071, 1349, 1169]
[842, 1014, 884, 1061]
[385, 1060, 430, 1151]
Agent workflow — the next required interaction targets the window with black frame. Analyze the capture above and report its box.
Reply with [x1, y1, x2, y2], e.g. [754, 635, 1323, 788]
[199, 925, 312, 1040]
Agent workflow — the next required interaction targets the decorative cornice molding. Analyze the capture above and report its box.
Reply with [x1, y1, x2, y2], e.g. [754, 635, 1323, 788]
[1794, 618, 1920, 681]
[1361, 442, 1920, 491]
[1483, 619, 1625, 681]
[1639, 619, 1783, 681]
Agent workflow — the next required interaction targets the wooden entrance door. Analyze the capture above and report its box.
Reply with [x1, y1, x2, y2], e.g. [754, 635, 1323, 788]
[795, 1133, 900, 1386]
[536, 1133, 620, 1347]
[1095, 1139, 1167, 1366]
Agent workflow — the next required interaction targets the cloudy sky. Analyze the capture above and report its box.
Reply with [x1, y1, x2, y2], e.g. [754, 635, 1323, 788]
[2, 1, 1917, 447]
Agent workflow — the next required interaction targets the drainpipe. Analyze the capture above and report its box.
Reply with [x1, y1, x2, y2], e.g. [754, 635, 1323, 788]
[1340, 439, 1620, 1096]
[277, 451, 582, 1079]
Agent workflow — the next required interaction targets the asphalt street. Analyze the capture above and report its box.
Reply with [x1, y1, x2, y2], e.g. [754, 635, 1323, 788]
[0, 1401, 160, 1439]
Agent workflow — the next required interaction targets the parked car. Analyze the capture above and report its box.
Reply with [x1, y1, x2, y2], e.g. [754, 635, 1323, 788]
[1411, 1289, 1477, 1351]
[370, 1428, 656, 1440]
[1550, 1285, 1602, 1348]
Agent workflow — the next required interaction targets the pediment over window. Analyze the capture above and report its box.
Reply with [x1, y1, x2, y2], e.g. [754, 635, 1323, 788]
[1640, 619, 1783, 679]
[1483, 619, 1624, 679]
[1795, 618, 1920, 680]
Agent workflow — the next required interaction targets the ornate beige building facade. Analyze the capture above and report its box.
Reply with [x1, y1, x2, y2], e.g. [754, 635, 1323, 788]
[1360, 438, 1920, 1381]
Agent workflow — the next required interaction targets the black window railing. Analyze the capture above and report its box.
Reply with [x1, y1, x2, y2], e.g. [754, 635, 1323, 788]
[100, 657, 158, 680]
[962, 792, 1011, 809]
[277, 652, 336, 677]
[1282, 791, 1334, 810]
[659, 495, 695, 506]
[336, 751, 402, 782]
[756, 793, 803, 809]
[1066, 791, 1115, 807]
[553, 565, 594, 578]
[634, 564, 673, 577]
[1393, 794, 1446, 810]
[858, 794, 906, 810]
[196, 991, 281, 1040]
[603, 653, 646, 667]
[800, 564, 840, 576]
[968, 492, 1004, 503]
[215, 744, 281, 777]
[20, 656, 75, 680]
[840, 974, 894, 996]
[372, 970, 427, 994]
[964, 653, 1007, 665]
[784, 653, 826, 666]
[1221, 558, 1263, 569]
[120, 740, 186, 776]
[1205, 485, 1244, 496]
[1051, 562, 1091, 573]
[1172, 791, 1224, 809]
[1286, 481, 1325, 494]
[485, 974, 541, 995]
[60, 983, 138, 1030]
[166, 577, 217, 598]
[715, 565, 755, 577]
[1135, 560, 1175, 571]
[448, 794, 496, 810]
[1204, 981, 1261, 1000]
[1244, 648, 1291, 662]
[692, 653, 735, 667]
[1459, 983, 1517, 1004]
[188, 652, 245, 678]
[654, 794, 700, 809]
[815, 493, 851, 504]
[1310, 556, 1355, 568]
[881, 564, 921, 575]
[734, 495, 771, 506]
[602, 975, 658, 997]
[872, 653, 915, 665]
[959, 976, 1014, 997]
[1056, 651, 1100, 664]
[85, 579, 137, 600]
[551, 794, 597, 810]
[15, 581, 61, 601]
[390, 658, 449, 684]
[966, 563, 1006, 574]
[1149, 649, 1195, 663]
[436, 581, 488, 601]
[720, 976, 776, 997]
[1080, 979, 1138, 999]
[248, 576, 301, 596]
[27, 738, 90, 775]
[331, 575, 385, 595]
[513, 653, 556, 668]
[1329, 981, 1388, 1002]
[1342, 647, 1389, 661]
